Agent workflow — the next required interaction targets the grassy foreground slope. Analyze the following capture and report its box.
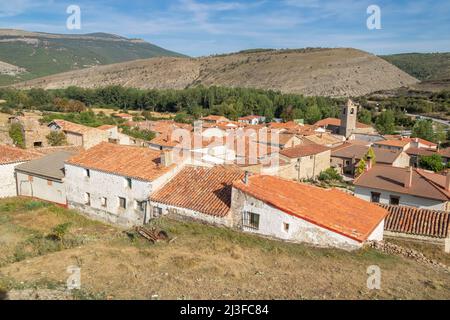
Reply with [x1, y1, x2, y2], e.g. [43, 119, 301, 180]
[0, 198, 449, 300]
[0, 29, 185, 86]
[381, 53, 450, 81]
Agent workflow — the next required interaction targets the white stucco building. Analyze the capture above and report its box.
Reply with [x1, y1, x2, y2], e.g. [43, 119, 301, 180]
[354, 165, 450, 211]
[0, 145, 41, 198]
[64, 142, 186, 227]
[15, 151, 75, 206]
[231, 174, 387, 250]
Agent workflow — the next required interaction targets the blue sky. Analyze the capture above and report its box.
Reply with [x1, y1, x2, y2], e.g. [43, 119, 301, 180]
[0, 0, 448, 57]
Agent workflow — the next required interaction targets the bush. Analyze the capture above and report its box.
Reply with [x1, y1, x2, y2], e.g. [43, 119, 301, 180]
[48, 223, 72, 242]
[419, 154, 445, 172]
[319, 168, 343, 182]
[8, 123, 25, 148]
[46, 131, 67, 146]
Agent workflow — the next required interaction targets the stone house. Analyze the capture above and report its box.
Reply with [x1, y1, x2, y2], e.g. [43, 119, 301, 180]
[238, 115, 266, 125]
[331, 143, 411, 177]
[97, 125, 132, 145]
[277, 143, 331, 181]
[64, 143, 186, 227]
[0, 145, 41, 198]
[150, 166, 245, 226]
[48, 120, 109, 149]
[231, 175, 387, 250]
[15, 151, 75, 206]
[354, 165, 450, 211]
[9, 116, 51, 148]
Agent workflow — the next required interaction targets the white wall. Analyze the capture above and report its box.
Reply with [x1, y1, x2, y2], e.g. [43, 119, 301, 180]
[354, 186, 447, 211]
[16, 172, 67, 205]
[231, 188, 378, 250]
[65, 164, 153, 227]
[0, 162, 23, 198]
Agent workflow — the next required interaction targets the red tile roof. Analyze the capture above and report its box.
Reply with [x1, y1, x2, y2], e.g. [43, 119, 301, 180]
[0, 145, 42, 165]
[151, 166, 244, 217]
[234, 175, 388, 242]
[280, 143, 330, 159]
[66, 142, 174, 181]
[374, 139, 411, 148]
[52, 120, 102, 135]
[314, 118, 372, 129]
[201, 115, 229, 122]
[381, 205, 450, 239]
[332, 144, 403, 164]
[354, 165, 450, 201]
[97, 125, 117, 131]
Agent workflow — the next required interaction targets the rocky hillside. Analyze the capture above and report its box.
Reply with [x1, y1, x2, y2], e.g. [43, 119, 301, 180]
[0, 29, 185, 86]
[12, 48, 418, 97]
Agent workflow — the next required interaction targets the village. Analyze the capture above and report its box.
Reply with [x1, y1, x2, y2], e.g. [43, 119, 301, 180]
[1, 98, 449, 254]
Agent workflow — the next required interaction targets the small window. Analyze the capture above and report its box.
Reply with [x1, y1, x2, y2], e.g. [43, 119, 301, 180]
[85, 169, 90, 178]
[47, 180, 53, 186]
[101, 197, 107, 207]
[136, 201, 146, 213]
[345, 160, 351, 166]
[371, 192, 381, 203]
[85, 193, 91, 205]
[33, 141, 43, 148]
[283, 223, 290, 232]
[390, 196, 400, 206]
[350, 108, 355, 115]
[153, 206, 163, 216]
[243, 211, 260, 230]
[125, 178, 132, 189]
[119, 197, 127, 209]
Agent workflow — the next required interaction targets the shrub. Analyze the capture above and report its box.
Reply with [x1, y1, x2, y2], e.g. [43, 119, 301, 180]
[419, 154, 444, 172]
[8, 123, 25, 148]
[48, 223, 72, 242]
[46, 131, 67, 146]
[319, 168, 343, 182]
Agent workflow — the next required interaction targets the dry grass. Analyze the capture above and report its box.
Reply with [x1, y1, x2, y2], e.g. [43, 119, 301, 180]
[0, 198, 449, 300]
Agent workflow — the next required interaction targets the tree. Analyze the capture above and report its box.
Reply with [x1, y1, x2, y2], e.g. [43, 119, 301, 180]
[318, 168, 343, 182]
[419, 154, 444, 172]
[412, 119, 435, 142]
[9, 123, 25, 148]
[358, 108, 372, 124]
[375, 110, 396, 134]
[46, 131, 67, 146]
[356, 159, 367, 177]
[365, 147, 376, 166]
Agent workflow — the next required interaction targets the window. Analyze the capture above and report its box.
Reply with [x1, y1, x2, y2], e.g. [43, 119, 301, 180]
[125, 178, 132, 189]
[33, 141, 43, 148]
[153, 206, 163, 217]
[345, 160, 351, 166]
[390, 196, 400, 206]
[119, 197, 127, 209]
[371, 192, 381, 203]
[283, 223, 290, 233]
[136, 201, 146, 213]
[85, 169, 90, 178]
[350, 108, 355, 115]
[243, 211, 260, 230]
[101, 197, 107, 207]
[85, 193, 91, 205]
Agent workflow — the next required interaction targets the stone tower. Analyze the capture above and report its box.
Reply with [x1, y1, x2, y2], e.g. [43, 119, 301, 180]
[340, 99, 357, 138]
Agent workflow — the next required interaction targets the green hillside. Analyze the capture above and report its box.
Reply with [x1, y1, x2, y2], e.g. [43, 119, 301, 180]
[380, 52, 450, 81]
[0, 29, 185, 86]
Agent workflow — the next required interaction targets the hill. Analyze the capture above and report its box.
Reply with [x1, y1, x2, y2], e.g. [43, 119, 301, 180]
[1, 198, 449, 300]
[12, 48, 418, 97]
[0, 29, 185, 86]
[380, 52, 450, 81]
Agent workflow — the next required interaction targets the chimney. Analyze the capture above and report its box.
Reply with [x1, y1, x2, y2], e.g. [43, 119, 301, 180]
[405, 167, 413, 188]
[161, 150, 173, 167]
[243, 171, 250, 185]
[446, 170, 450, 192]
[366, 155, 373, 171]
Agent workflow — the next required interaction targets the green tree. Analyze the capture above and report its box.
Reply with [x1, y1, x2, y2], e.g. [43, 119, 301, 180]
[318, 168, 343, 182]
[9, 123, 25, 148]
[356, 159, 367, 177]
[365, 147, 376, 165]
[412, 120, 435, 142]
[419, 154, 444, 172]
[358, 108, 372, 124]
[375, 110, 396, 134]
[46, 131, 67, 146]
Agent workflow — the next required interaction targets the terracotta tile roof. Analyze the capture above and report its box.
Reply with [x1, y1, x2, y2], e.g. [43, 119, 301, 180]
[314, 118, 371, 129]
[381, 205, 450, 239]
[268, 121, 300, 130]
[332, 144, 404, 164]
[255, 132, 297, 146]
[303, 133, 343, 147]
[0, 145, 42, 165]
[97, 125, 117, 131]
[439, 147, 450, 158]
[52, 120, 102, 135]
[201, 115, 229, 122]
[374, 139, 410, 148]
[234, 175, 388, 242]
[408, 137, 437, 148]
[354, 165, 450, 201]
[34, 146, 84, 156]
[280, 143, 330, 159]
[151, 166, 244, 217]
[66, 142, 174, 181]
[239, 115, 264, 121]
[406, 147, 436, 157]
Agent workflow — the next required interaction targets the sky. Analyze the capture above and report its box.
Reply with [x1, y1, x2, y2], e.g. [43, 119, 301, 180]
[0, 0, 448, 57]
